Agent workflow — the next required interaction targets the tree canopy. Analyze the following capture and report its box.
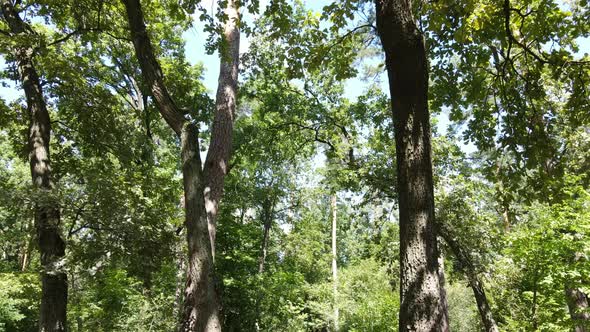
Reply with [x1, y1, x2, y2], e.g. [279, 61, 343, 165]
[0, 0, 589, 331]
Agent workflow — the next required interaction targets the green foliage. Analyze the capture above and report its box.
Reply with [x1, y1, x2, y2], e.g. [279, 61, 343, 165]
[0, 273, 40, 332]
[446, 281, 480, 332]
[491, 184, 590, 331]
[1, 0, 589, 331]
[67, 264, 177, 332]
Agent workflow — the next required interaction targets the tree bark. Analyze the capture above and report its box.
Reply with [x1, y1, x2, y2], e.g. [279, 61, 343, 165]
[258, 200, 272, 274]
[331, 195, 339, 332]
[121, 0, 222, 330]
[437, 224, 499, 332]
[565, 287, 589, 332]
[203, 0, 241, 261]
[470, 278, 500, 332]
[1, 2, 67, 331]
[374, 0, 449, 330]
[180, 123, 221, 331]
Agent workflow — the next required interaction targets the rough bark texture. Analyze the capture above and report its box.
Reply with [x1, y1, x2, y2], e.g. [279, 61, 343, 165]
[121, 0, 186, 135]
[566, 287, 589, 332]
[1, 2, 67, 331]
[180, 124, 221, 331]
[437, 224, 499, 332]
[374, 0, 449, 330]
[203, 0, 241, 260]
[121, 0, 221, 330]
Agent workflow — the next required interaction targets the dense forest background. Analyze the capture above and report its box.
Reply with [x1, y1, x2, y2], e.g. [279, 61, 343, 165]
[0, 0, 589, 331]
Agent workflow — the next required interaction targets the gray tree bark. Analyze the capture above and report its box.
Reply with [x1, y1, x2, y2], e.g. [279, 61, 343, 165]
[1, 2, 67, 331]
[121, 0, 228, 330]
[122, 0, 240, 329]
[204, 0, 241, 261]
[374, 0, 449, 330]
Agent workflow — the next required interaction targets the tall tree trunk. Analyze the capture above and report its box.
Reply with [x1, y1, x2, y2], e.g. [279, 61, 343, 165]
[437, 224, 499, 332]
[180, 124, 221, 331]
[374, 1, 449, 330]
[258, 205, 271, 274]
[331, 195, 339, 332]
[123, 0, 240, 329]
[204, 0, 241, 261]
[565, 287, 589, 332]
[19, 218, 34, 271]
[1, 2, 67, 331]
[121, 0, 224, 330]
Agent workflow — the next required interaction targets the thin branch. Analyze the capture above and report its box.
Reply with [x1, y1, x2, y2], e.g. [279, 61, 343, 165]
[46, 27, 131, 48]
[503, 0, 589, 67]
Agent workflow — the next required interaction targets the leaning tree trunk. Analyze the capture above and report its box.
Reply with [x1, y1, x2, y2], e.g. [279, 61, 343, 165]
[374, 0, 449, 330]
[1, 2, 67, 331]
[437, 223, 499, 332]
[203, 0, 240, 261]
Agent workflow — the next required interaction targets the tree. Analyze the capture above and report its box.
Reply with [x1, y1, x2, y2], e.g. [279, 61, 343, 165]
[121, 0, 240, 329]
[1, 1, 67, 330]
[331, 194, 339, 331]
[374, 0, 449, 330]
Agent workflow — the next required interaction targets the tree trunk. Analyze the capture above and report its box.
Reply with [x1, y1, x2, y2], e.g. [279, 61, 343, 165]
[437, 224, 499, 332]
[331, 195, 339, 332]
[469, 277, 500, 332]
[19, 218, 34, 271]
[180, 124, 221, 331]
[1, 2, 67, 331]
[121, 0, 222, 330]
[374, 1, 449, 330]
[566, 287, 589, 332]
[204, 0, 241, 261]
[258, 206, 271, 274]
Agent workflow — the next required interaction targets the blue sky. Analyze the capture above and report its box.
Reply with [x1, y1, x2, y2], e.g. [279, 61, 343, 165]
[183, 0, 335, 96]
[1, 0, 588, 143]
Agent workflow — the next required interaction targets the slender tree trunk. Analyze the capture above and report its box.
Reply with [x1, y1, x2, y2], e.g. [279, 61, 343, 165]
[19, 219, 34, 271]
[374, 1, 449, 330]
[258, 206, 271, 274]
[469, 277, 500, 332]
[437, 223, 499, 332]
[501, 202, 511, 232]
[1, 2, 67, 331]
[331, 195, 339, 332]
[566, 287, 589, 332]
[204, 0, 241, 261]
